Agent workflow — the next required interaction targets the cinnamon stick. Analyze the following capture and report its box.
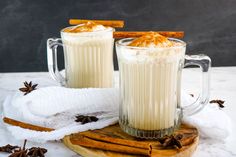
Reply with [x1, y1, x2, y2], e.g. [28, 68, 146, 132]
[113, 31, 184, 39]
[3, 117, 54, 132]
[70, 134, 151, 156]
[69, 19, 124, 28]
[80, 131, 151, 149]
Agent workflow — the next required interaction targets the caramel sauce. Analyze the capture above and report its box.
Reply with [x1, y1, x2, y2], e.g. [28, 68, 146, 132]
[63, 21, 107, 33]
[128, 32, 174, 47]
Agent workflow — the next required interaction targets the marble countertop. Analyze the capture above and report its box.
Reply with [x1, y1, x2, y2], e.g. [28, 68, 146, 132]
[0, 67, 236, 157]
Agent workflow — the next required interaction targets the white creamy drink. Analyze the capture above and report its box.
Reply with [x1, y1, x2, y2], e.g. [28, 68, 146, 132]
[61, 22, 114, 88]
[117, 33, 186, 137]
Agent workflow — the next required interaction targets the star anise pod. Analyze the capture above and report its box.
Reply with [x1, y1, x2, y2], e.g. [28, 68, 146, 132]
[210, 99, 225, 108]
[157, 134, 183, 149]
[0, 144, 20, 153]
[9, 140, 27, 157]
[75, 115, 99, 124]
[19, 81, 38, 95]
[9, 149, 27, 157]
[27, 147, 47, 157]
[190, 94, 194, 97]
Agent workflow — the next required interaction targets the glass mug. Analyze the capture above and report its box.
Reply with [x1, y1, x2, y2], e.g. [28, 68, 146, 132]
[116, 38, 211, 139]
[47, 26, 114, 88]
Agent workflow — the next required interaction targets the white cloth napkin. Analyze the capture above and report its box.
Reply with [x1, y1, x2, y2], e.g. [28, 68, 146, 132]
[181, 92, 232, 141]
[2, 87, 231, 143]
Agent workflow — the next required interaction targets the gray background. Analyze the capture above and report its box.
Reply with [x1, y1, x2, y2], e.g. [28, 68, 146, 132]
[0, 0, 236, 72]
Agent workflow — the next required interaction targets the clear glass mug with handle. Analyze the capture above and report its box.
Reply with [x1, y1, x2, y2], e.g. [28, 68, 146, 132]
[47, 26, 115, 88]
[116, 38, 211, 139]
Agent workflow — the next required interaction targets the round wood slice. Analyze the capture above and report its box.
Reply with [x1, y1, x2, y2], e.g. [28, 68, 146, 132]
[63, 123, 199, 157]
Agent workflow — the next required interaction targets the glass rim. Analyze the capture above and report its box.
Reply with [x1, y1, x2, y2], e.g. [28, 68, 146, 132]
[116, 37, 186, 50]
[60, 24, 115, 35]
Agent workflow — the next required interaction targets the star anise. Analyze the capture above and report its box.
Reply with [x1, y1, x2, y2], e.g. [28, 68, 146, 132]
[75, 115, 99, 124]
[9, 140, 27, 157]
[9, 149, 27, 157]
[210, 99, 225, 108]
[190, 94, 194, 97]
[157, 134, 183, 149]
[0, 144, 20, 153]
[19, 81, 38, 95]
[27, 147, 47, 157]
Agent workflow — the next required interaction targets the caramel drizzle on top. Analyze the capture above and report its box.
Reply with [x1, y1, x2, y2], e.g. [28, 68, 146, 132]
[128, 32, 174, 47]
[63, 21, 106, 33]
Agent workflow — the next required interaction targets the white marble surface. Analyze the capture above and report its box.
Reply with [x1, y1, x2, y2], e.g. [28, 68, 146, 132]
[0, 67, 236, 157]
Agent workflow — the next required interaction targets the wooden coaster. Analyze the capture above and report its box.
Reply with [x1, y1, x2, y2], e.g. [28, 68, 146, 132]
[63, 123, 199, 157]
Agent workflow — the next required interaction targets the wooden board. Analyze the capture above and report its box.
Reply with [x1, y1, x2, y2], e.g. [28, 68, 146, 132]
[63, 123, 199, 157]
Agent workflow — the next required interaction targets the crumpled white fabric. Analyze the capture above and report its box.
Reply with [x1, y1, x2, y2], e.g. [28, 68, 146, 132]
[2, 87, 119, 143]
[1, 87, 232, 143]
[181, 93, 232, 141]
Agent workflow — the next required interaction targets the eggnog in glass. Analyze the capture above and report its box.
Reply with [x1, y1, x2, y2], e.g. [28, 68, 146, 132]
[47, 22, 114, 88]
[116, 33, 211, 139]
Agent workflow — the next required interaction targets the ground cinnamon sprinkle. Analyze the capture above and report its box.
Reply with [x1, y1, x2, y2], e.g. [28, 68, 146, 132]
[128, 32, 174, 47]
[64, 21, 108, 33]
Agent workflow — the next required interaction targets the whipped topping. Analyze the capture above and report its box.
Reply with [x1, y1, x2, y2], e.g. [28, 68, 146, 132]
[63, 21, 109, 33]
[128, 32, 175, 48]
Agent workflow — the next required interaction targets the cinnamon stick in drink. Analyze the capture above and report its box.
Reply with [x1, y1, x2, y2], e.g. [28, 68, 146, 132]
[113, 31, 184, 39]
[69, 19, 124, 28]
[70, 134, 152, 156]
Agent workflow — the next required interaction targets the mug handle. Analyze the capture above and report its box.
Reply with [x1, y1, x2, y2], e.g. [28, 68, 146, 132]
[47, 38, 65, 85]
[181, 54, 211, 116]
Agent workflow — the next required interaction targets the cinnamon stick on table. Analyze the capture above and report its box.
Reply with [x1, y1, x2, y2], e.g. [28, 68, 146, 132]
[113, 31, 184, 39]
[70, 134, 152, 156]
[3, 117, 54, 132]
[69, 19, 124, 28]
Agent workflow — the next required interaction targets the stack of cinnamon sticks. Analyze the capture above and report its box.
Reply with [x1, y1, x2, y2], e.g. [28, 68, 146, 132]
[70, 131, 152, 156]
